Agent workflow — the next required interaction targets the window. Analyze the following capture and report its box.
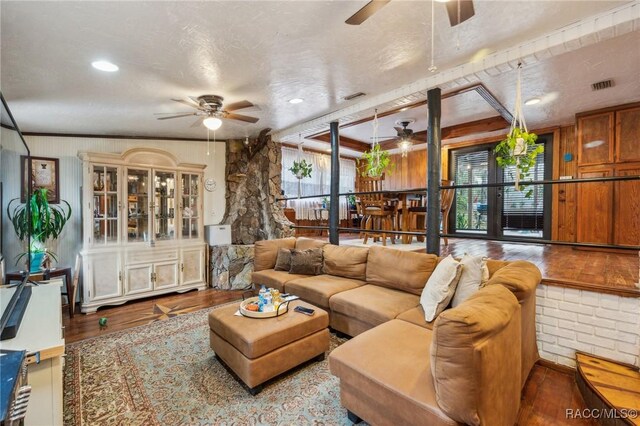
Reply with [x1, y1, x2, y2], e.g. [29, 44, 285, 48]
[281, 147, 356, 219]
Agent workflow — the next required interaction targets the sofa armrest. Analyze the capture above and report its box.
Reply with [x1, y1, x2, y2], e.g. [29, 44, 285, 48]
[431, 285, 522, 426]
[486, 260, 541, 302]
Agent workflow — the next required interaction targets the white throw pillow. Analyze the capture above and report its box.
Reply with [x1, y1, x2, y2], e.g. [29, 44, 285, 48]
[451, 254, 486, 308]
[420, 255, 463, 322]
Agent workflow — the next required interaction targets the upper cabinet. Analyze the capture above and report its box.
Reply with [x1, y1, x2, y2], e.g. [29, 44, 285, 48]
[577, 104, 640, 166]
[616, 106, 640, 163]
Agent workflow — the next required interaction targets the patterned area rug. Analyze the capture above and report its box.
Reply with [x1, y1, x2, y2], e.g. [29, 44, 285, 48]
[63, 303, 352, 425]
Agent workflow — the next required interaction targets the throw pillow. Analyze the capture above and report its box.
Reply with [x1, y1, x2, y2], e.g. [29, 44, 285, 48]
[274, 248, 292, 271]
[420, 255, 462, 322]
[289, 248, 323, 275]
[451, 254, 485, 308]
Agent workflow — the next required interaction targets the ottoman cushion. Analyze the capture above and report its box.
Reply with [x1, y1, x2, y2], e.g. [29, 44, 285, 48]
[208, 300, 329, 359]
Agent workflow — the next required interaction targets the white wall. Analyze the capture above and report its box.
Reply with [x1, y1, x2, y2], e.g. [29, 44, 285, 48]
[2, 135, 225, 273]
[537, 284, 640, 368]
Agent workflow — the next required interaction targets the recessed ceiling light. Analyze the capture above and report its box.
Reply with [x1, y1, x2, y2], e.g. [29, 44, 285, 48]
[289, 98, 304, 104]
[91, 60, 119, 72]
[525, 97, 541, 106]
[434, 0, 449, 3]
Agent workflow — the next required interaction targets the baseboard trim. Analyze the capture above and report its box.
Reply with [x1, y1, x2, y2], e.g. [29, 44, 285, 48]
[537, 358, 575, 375]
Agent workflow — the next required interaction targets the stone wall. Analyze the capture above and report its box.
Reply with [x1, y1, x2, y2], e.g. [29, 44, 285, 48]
[210, 245, 254, 290]
[222, 132, 294, 244]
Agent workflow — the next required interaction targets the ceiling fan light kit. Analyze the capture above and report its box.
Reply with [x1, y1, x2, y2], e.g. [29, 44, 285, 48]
[203, 116, 222, 130]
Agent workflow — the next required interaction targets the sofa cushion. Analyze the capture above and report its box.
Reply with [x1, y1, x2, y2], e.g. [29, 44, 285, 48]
[431, 285, 521, 426]
[366, 246, 438, 295]
[322, 245, 369, 280]
[253, 238, 296, 271]
[395, 305, 435, 330]
[329, 285, 420, 328]
[285, 275, 365, 309]
[295, 237, 327, 250]
[274, 248, 292, 271]
[251, 269, 310, 292]
[421, 255, 462, 321]
[329, 320, 458, 425]
[485, 259, 510, 278]
[289, 248, 323, 275]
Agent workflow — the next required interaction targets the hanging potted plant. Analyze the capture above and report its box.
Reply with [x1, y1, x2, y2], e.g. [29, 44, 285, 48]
[7, 188, 72, 272]
[289, 159, 313, 180]
[494, 63, 543, 197]
[361, 144, 393, 178]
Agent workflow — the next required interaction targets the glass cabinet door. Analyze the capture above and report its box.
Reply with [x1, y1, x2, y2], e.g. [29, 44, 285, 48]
[153, 171, 176, 241]
[92, 165, 119, 245]
[181, 173, 200, 239]
[127, 168, 150, 242]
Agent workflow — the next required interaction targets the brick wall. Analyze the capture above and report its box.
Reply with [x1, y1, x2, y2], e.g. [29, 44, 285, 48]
[536, 284, 640, 368]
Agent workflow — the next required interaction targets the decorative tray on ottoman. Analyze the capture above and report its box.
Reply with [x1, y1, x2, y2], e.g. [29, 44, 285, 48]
[239, 296, 290, 318]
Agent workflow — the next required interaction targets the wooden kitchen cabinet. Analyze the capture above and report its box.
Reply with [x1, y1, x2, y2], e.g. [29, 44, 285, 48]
[576, 166, 614, 244]
[614, 164, 640, 246]
[577, 112, 614, 166]
[616, 106, 640, 163]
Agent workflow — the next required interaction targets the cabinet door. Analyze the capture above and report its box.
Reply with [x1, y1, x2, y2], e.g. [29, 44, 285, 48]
[614, 164, 640, 246]
[126, 168, 151, 243]
[576, 167, 614, 244]
[125, 264, 153, 295]
[91, 165, 121, 246]
[616, 107, 640, 163]
[86, 252, 122, 301]
[154, 261, 179, 290]
[181, 247, 205, 285]
[577, 113, 614, 166]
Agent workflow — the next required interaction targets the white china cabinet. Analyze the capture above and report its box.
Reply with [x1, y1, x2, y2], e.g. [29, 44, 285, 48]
[78, 148, 207, 313]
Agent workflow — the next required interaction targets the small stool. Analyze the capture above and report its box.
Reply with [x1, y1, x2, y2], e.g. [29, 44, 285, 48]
[208, 300, 329, 394]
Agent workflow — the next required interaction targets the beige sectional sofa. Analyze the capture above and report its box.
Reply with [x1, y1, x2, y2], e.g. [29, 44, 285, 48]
[251, 237, 542, 426]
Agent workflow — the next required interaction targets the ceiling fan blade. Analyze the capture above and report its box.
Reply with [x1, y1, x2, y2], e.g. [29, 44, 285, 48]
[190, 117, 204, 128]
[225, 100, 254, 112]
[171, 98, 200, 109]
[156, 113, 197, 120]
[226, 113, 259, 123]
[446, 0, 475, 27]
[345, 0, 391, 25]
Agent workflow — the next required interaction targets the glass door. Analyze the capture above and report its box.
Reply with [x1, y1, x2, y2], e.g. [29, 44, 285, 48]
[181, 173, 200, 239]
[153, 170, 176, 242]
[126, 168, 151, 242]
[449, 135, 552, 240]
[92, 165, 119, 245]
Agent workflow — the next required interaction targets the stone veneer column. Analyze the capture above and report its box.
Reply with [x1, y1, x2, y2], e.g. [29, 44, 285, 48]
[211, 132, 294, 289]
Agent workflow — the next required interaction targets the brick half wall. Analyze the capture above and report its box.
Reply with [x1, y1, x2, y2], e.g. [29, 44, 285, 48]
[536, 285, 640, 368]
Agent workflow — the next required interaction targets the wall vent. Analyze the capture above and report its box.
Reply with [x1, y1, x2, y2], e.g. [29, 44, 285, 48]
[591, 79, 614, 91]
[344, 92, 366, 101]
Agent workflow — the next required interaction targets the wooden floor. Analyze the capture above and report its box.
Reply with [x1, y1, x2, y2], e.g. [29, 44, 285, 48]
[323, 234, 640, 296]
[63, 288, 594, 425]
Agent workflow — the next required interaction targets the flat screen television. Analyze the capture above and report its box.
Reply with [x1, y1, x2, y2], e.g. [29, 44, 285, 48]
[1, 91, 32, 339]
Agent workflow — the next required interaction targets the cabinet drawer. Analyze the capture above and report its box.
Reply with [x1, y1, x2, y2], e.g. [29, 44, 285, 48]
[126, 250, 178, 264]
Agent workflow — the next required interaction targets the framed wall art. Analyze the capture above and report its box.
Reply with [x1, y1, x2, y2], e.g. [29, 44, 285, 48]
[21, 155, 60, 203]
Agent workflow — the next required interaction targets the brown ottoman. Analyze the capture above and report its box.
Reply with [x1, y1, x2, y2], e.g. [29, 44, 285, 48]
[208, 300, 330, 394]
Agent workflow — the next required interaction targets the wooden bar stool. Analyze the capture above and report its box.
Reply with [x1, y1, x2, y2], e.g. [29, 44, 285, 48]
[407, 180, 455, 245]
[359, 175, 396, 246]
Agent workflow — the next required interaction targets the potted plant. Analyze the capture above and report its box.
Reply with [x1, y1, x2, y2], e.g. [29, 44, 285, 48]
[289, 159, 313, 180]
[494, 127, 543, 197]
[7, 188, 72, 272]
[361, 144, 393, 177]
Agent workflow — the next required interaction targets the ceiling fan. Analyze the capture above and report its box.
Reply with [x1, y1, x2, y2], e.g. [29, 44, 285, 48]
[155, 95, 259, 130]
[376, 120, 421, 156]
[345, 0, 474, 27]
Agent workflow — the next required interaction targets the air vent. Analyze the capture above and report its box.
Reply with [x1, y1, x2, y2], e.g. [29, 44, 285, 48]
[591, 79, 614, 91]
[344, 92, 366, 101]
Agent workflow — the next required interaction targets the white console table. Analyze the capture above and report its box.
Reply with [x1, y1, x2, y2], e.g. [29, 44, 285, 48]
[0, 281, 64, 425]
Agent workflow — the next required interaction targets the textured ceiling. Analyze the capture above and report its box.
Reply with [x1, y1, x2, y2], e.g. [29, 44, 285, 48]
[0, 0, 632, 140]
